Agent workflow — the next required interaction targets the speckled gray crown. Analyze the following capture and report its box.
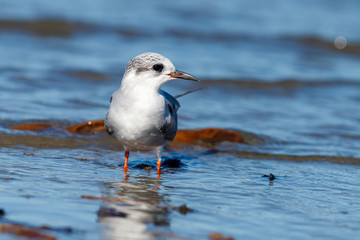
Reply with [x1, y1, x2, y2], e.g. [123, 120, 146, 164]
[125, 52, 168, 72]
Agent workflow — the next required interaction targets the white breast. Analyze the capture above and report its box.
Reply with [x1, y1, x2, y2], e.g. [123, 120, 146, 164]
[106, 87, 167, 150]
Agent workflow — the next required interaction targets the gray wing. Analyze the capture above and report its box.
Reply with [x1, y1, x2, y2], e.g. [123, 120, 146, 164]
[104, 94, 114, 135]
[159, 90, 180, 141]
[104, 112, 113, 135]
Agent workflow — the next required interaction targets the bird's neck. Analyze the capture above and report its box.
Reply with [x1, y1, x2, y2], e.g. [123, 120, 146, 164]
[120, 83, 160, 98]
[120, 75, 163, 97]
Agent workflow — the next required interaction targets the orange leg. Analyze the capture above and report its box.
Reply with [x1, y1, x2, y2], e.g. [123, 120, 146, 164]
[157, 157, 161, 174]
[156, 148, 162, 177]
[123, 150, 129, 175]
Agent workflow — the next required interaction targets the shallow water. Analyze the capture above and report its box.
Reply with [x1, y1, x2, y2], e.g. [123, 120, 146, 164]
[1, 0, 360, 239]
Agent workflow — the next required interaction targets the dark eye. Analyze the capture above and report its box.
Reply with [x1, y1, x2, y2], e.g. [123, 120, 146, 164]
[152, 64, 164, 72]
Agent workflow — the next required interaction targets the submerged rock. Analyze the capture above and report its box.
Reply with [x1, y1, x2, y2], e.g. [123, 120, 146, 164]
[0, 223, 56, 240]
[263, 173, 276, 181]
[161, 158, 183, 168]
[209, 232, 234, 240]
[175, 204, 193, 215]
[97, 207, 127, 218]
[66, 120, 105, 133]
[173, 128, 244, 145]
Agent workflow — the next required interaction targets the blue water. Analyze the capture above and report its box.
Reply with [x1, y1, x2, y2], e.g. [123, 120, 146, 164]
[1, 0, 360, 239]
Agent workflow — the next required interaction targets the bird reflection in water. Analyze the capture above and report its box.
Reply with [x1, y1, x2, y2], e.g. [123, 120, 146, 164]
[96, 175, 170, 240]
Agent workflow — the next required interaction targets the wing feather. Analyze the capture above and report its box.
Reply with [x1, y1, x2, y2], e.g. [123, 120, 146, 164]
[159, 90, 180, 141]
[104, 112, 114, 135]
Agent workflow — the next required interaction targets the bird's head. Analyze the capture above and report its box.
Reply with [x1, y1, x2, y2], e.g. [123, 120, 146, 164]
[121, 52, 198, 90]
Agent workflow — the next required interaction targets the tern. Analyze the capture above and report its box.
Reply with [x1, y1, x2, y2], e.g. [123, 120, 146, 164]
[105, 52, 199, 175]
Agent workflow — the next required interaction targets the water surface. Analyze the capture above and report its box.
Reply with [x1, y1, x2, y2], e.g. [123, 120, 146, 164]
[1, 0, 360, 239]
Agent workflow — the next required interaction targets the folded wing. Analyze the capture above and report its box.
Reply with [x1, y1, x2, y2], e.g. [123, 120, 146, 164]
[159, 90, 180, 141]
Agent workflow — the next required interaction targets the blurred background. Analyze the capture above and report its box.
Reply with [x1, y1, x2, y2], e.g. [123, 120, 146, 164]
[1, 0, 360, 239]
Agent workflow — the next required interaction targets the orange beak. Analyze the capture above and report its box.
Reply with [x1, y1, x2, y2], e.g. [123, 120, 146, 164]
[167, 70, 199, 81]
